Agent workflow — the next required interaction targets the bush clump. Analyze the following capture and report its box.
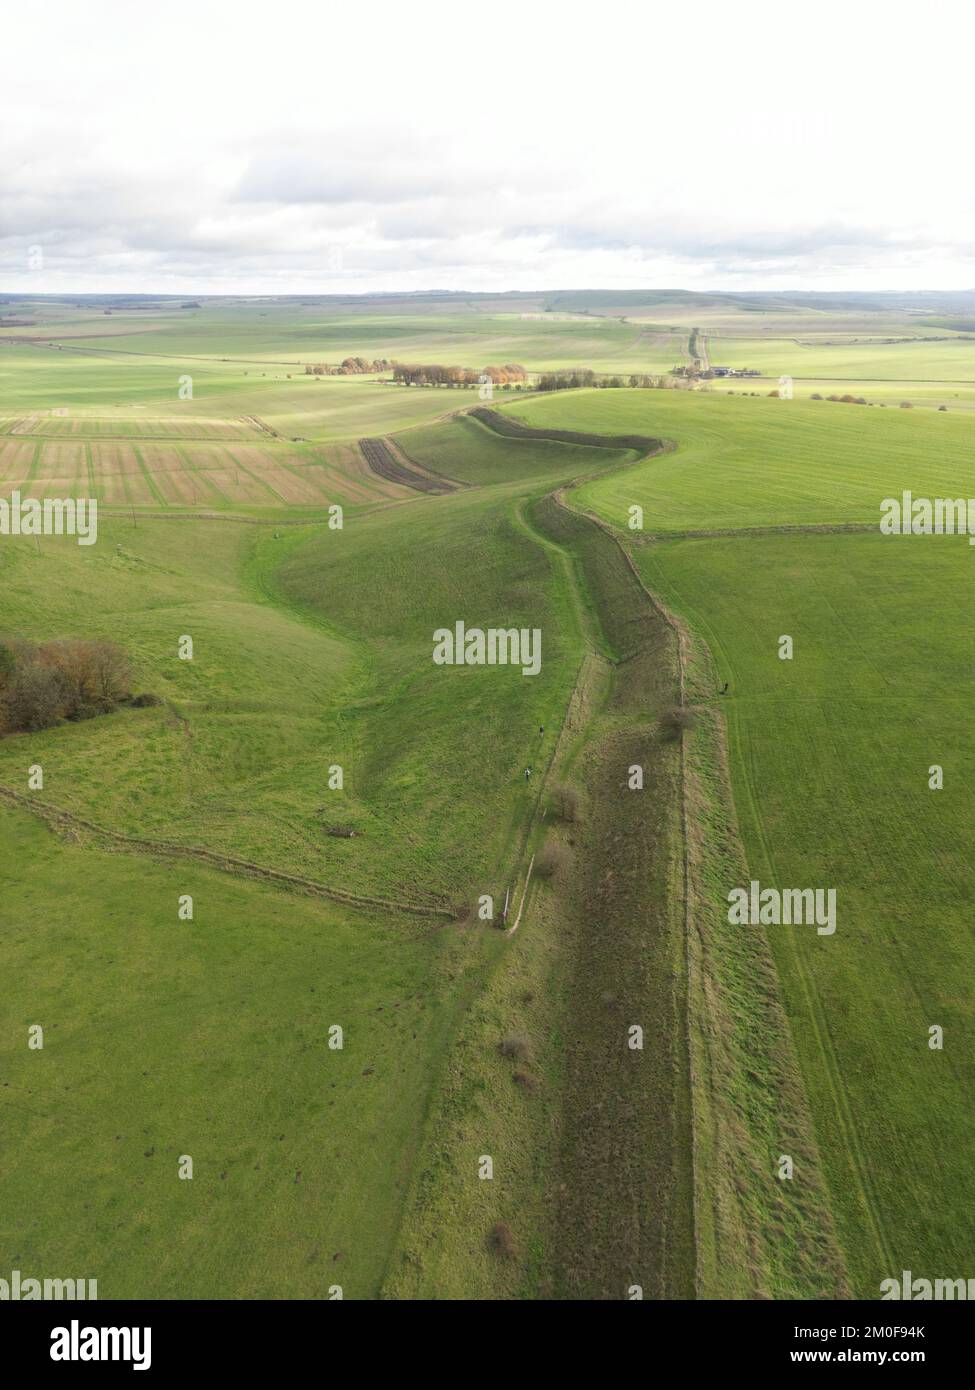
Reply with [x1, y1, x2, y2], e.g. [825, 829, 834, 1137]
[499, 1035, 532, 1062]
[0, 636, 135, 735]
[659, 706, 697, 741]
[550, 783, 581, 823]
[488, 1221, 517, 1261]
[534, 841, 568, 879]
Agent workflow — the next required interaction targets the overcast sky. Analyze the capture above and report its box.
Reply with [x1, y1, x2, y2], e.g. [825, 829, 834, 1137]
[2, 0, 973, 296]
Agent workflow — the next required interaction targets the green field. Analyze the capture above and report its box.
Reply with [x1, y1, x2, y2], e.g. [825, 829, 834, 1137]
[639, 532, 975, 1294]
[4, 293, 975, 1300]
[1, 808, 480, 1298]
[557, 390, 975, 532]
[504, 385, 975, 1295]
[709, 333, 975, 382]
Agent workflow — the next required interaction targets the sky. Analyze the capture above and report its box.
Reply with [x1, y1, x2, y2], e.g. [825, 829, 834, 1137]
[2, 0, 974, 296]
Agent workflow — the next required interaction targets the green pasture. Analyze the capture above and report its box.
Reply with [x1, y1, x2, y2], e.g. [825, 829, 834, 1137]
[493, 384, 975, 1294]
[636, 531, 975, 1295]
[708, 333, 975, 382]
[0, 804, 483, 1298]
[505, 388, 975, 532]
[6, 293, 975, 1301]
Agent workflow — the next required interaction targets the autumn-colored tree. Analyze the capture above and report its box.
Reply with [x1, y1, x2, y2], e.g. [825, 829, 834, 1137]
[0, 637, 135, 735]
[3, 662, 69, 732]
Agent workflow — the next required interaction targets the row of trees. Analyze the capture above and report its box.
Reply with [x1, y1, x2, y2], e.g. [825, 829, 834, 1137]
[809, 392, 869, 405]
[537, 370, 691, 392]
[537, 369, 597, 391]
[0, 637, 140, 735]
[392, 363, 527, 387]
[304, 357, 394, 375]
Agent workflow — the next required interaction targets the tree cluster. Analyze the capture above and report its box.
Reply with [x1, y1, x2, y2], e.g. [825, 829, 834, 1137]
[0, 637, 139, 735]
[537, 368, 596, 391]
[392, 363, 527, 387]
[537, 370, 671, 392]
[809, 393, 869, 405]
[304, 357, 394, 375]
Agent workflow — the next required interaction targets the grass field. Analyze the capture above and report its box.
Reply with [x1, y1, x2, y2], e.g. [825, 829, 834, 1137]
[540, 390, 975, 532]
[0, 494, 588, 1296]
[1, 805, 482, 1299]
[397, 411, 636, 486]
[0, 359, 474, 445]
[1, 377, 642, 1297]
[0, 299, 663, 372]
[501, 384, 975, 1296]
[709, 334, 975, 381]
[638, 531, 975, 1294]
[0, 482, 585, 907]
[695, 325, 975, 409]
[4, 294, 975, 1300]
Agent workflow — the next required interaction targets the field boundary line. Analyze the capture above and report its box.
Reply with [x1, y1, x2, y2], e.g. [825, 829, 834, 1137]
[8, 430, 272, 443]
[541, 483, 698, 1295]
[564, 496, 702, 1295]
[480, 395, 850, 1297]
[0, 784, 454, 921]
[471, 406, 675, 949]
[639, 521, 879, 542]
[504, 412, 699, 1287]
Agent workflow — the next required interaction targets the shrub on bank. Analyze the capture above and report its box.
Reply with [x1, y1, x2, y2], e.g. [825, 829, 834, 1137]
[0, 636, 140, 735]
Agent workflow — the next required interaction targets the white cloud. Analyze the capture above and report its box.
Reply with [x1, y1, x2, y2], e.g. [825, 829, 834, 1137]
[3, 0, 975, 293]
